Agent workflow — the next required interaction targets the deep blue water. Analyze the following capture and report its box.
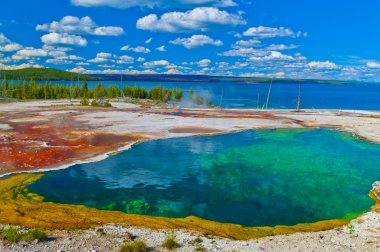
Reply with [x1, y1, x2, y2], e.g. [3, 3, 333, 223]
[43, 80, 380, 110]
[28, 129, 380, 227]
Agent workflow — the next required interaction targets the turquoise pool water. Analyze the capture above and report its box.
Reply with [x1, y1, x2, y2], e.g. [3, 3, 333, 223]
[28, 129, 380, 227]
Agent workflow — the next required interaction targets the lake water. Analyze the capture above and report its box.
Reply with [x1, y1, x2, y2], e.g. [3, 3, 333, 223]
[43, 80, 380, 110]
[28, 129, 380, 227]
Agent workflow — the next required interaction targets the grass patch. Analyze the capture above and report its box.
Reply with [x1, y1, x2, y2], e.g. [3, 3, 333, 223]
[0, 226, 47, 243]
[1, 227, 22, 242]
[22, 229, 47, 242]
[119, 239, 147, 252]
[195, 245, 207, 251]
[162, 233, 179, 250]
[190, 237, 203, 245]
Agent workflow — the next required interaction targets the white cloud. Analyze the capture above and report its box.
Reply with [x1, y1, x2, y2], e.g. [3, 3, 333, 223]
[46, 53, 84, 65]
[36, 16, 124, 36]
[136, 7, 245, 33]
[145, 38, 153, 44]
[233, 39, 261, 48]
[367, 61, 380, 68]
[197, 59, 211, 67]
[71, 0, 236, 9]
[76, 62, 90, 66]
[46, 58, 73, 65]
[265, 44, 298, 51]
[156, 45, 166, 51]
[170, 35, 223, 49]
[89, 52, 114, 63]
[307, 61, 338, 69]
[137, 57, 146, 62]
[41, 33, 88, 47]
[243, 26, 299, 38]
[166, 69, 183, 74]
[0, 63, 42, 70]
[120, 45, 151, 53]
[219, 47, 267, 57]
[0, 33, 10, 45]
[117, 55, 134, 64]
[12, 47, 49, 60]
[143, 60, 170, 68]
[249, 51, 295, 61]
[70, 67, 86, 73]
[0, 43, 22, 52]
[0, 33, 23, 52]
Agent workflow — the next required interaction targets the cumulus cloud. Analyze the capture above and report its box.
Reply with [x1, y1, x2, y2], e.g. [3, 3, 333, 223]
[249, 51, 295, 61]
[12, 47, 49, 60]
[219, 47, 267, 57]
[243, 26, 301, 38]
[367, 61, 380, 68]
[117, 55, 134, 64]
[170, 35, 223, 49]
[143, 60, 170, 68]
[197, 59, 211, 67]
[165, 68, 183, 74]
[0, 33, 23, 52]
[265, 44, 298, 51]
[89, 52, 114, 63]
[36, 16, 124, 36]
[307, 61, 338, 69]
[156, 45, 166, 51]
[0, 43, 22, 52]
[0, 63, 42, 70]
[71, 0, 237, 9]
[0, 33, 10, 45]
[120, 45, 151, 53]
[41, 33, 88, 47]
[233, 39, 261, 48]
[136, 7, 245, 33]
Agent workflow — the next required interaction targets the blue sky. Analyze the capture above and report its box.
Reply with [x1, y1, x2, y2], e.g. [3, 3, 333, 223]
[0, 0, 379, 81]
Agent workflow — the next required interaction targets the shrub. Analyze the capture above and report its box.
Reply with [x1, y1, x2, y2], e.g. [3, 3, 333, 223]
[119, 239, 147, 252]
[22, 229, 47, 242]
[80, 96, 89, 106]
[195, 245, 206, 252]
[1, 227, 47, 243]
[91, 99, 99, 107]
[191, 237, 203, 245]
[1, 227, 22, 242]
[162, 233, 179, 250]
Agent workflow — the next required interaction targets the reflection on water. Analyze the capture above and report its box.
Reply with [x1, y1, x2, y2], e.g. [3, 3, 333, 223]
[29, 129, 380, 226]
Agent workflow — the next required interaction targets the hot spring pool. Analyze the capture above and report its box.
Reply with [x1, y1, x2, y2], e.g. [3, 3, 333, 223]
[28, 129, 380, 227]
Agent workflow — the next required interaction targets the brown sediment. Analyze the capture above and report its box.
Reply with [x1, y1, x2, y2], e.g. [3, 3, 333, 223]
[0, 109, 145, 175]
[0, 173, 349, 240]
[169, 126, 223, 134]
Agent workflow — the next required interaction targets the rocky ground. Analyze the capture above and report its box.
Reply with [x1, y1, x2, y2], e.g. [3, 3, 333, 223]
[1, 211, 380, 252]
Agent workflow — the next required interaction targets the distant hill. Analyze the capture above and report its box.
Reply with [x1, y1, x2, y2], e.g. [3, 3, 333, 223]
[92, 73, 360, 85]
[0, 68, 98, 81]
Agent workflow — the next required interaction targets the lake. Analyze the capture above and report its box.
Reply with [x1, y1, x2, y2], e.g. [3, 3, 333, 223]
[42, 80, 380, 110]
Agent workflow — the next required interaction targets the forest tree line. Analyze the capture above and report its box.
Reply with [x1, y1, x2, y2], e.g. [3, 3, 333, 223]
[0, 78, 183, 102]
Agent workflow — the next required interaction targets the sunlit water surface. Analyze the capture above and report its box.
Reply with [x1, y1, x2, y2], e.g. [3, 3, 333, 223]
[43, 80, 380, 110]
